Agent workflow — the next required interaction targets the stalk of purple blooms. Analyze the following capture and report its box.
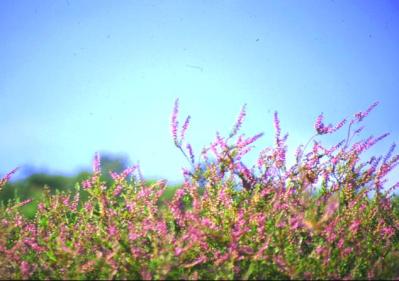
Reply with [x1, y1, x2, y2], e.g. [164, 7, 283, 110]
[0, 99, 398, 280]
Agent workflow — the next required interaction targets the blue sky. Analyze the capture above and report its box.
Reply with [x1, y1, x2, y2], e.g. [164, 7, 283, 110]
[1, 0, 399, 185]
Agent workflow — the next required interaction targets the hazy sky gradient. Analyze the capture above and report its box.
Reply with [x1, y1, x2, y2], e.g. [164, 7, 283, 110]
[1, 0, 399, 184]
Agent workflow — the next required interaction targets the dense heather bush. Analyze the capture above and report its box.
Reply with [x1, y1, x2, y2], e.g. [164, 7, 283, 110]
[0, 100, 398, 280]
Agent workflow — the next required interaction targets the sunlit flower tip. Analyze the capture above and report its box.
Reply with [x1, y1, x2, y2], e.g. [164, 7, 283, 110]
[230, 104, 247, 137]
[186, 143, 195, 164]
[93, 152, 101, 174]
[354, 101, 379, 122]
[383, 143, 396, 164]
[240, 133, 264, 148]
[334, 118, 347, 131]
[180, 115, 191, 141]
[0, 167, 19, 187]
[314, 113, 325, 134]
[295, 145, 304, 158]
[367, 101, 379, 113]
[171, 98, 180, 144]
[110, 171, 119, 180]
[273, 111, 281, 137]
[15, 198, 33, 208]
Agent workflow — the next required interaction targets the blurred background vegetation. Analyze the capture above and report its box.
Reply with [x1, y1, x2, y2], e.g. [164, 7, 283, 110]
[0, 153, 181, 219]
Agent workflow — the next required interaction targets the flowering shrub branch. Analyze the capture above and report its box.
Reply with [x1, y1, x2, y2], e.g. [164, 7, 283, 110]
[0, 100, 398, 279]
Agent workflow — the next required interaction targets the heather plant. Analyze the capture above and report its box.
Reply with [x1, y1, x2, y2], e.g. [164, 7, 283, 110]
[0, 100, 398, 280]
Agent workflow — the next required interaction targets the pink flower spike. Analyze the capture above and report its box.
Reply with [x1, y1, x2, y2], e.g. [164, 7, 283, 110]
[354, 101, 379, 123]
[20, 261, 32, 278]
[93, 152, 101, 174]
[186, 143, 195, 164]
[13, 198, 33, 209]
[274, 111, 281, 140]
[108, 225, 118, 237]
[230, 104, 247, 137]
[180, 115, 191, 143]
[82, 180, 92, 189]
[0, 167, 19, 187]
[171, 98, 180, 146]
[333, 118, 347, 132]
[113, 185, 123, 197]
[314, 113, 329, 135]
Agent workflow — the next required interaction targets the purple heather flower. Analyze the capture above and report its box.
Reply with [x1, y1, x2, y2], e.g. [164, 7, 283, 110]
[156, 221, 168, 236]
[0, 167, 19, 187]
[110, 171, 119, 181]
[180, 115, 191, 143]
[324, 197, 339, 218]
[274, 111, 281, 142]
[24, 223, 37, 235]
[342, 247, 353, 257]
[175, 247, 183, 256]
[333, 118, 347, 132]
[381, 226, 395, 238]
[219, 186, 232, 207]
[84, 202, 93, 212]
[1, 219, 8, 227]
[20, 261, 32, 278]
[275, 147, 286, 168]
[324, 223, 337, 242]
[82, 180, 92, 189]
[353, 101, 379, 123]
[122, 166, 135, 178]
[295, 145, 304, 161]
[140, 269, 152, 280]
[13, 198, 33, 209]
[290, 216, 302, 230]
[113, 185, 123, 197]
[93, 152, 101, 174]
[171, 98, 180, 145]
[315, 245, 325, 256]
[383, 143, 396, 165]
[186, 143, 195, 164]
[128, 231, 140, 241]
[125, 201, 135, 212]
[314, 113, 346, 135]
[62, 195, 70, 206]
[349, 219, 361, 233]
[353, 125, 365, 135]
[314, 114, 333, 135]
[215, 252, 230, 266]
[237, 132, 264, 148]
[37, 202, 46, 212]
[108, 225, 118, 237]
[337, 238, 345, 249]
[230, 104, 247, 137]
[71, 193, 79, 212]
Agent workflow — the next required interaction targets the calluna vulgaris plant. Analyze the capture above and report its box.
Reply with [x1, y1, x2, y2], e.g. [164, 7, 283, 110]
[1, 100, 399, 280]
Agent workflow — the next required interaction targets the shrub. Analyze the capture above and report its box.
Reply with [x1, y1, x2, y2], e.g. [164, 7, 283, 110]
[0, 100, 398, 280]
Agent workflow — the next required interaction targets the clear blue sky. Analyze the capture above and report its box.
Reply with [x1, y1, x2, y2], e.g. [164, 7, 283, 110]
[1, 0, 399, 185]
